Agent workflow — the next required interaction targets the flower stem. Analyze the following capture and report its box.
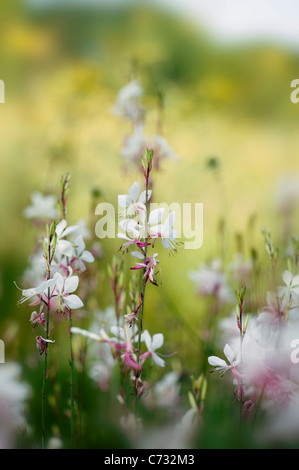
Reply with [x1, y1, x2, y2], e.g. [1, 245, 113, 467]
[42, 294, 49, 449]
[69, 310, 75, 448]
[42, 250, 51, 449]
[134, 172, 150, 410]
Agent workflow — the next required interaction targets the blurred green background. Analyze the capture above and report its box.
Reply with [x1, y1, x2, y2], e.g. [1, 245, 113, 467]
[1, 0, 299, 449]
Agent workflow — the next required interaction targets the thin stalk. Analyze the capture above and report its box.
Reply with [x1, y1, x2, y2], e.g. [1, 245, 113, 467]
[42, 242, 51, 449]
[134, 172, 150, 409]
[69, 310, 75, 447]
[42, 288, 50, 449]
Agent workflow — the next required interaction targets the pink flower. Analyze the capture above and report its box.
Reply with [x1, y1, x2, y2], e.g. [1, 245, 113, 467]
[130, 252, 161, 286]
[36, 336, 55, 356]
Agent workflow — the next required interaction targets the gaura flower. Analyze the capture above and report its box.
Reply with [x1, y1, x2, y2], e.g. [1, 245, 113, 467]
[118, 180, 151, 221]
[52, 272, 84, 312]
[140, 329, 166, 367]
[16, 277, 56, 305]
[150, 210, 182, 254]
[54, 219, 80, 258]
[208, 343, 240, 378]
[70, 235, 95, 272]
[277, 270, 299, 307]
[131, 252, 161, 286]
[23, 192, 58, 220]
[112, 79, 144, 122]
[36, 336, 55, 356]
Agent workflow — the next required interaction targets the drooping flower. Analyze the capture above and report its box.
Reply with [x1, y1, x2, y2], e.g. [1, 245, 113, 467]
[122, 323, 142, 371]
[36, 336, 55, 356]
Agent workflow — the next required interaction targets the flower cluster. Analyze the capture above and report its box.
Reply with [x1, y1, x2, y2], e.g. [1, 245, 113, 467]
[117, 180, 181, 260]
[208, 269, 299, 433]
[112, 79, 179, 170]
[17, 219, 89, 355]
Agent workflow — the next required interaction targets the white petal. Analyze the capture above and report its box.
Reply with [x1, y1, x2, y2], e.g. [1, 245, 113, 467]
[75, 235, 85, 254]
[64, 294, 84, 309]
[55, 219, 67, 237]
[118, 194, 131, 208]
[64, 276, 79, 294]
[223, 343, 235, 364]
[81, 250, 95, 263]
[142, 330, 152, 351]
[128, 181, 140, 202]
[138, 189, 152, 204]
[152, 353, 166, 368]
[283, 270, 293, 286]
[131, 250, 145, 260]
[148, 208, 165, 226]
[117, 233, 130, 240]
[151, 333, 164, 351]
[164, 211, 175, 234]
[292, 274, 299, 287]
[57, 239, 74, 257]
[53, 272, 64, 293]
[208, 356, 228, 368]
[71, 327, 101, 342]
[63, 224, 80, 237]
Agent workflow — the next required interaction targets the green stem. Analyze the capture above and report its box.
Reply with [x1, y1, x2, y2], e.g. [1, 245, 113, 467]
[42, 297, 49, 449]
[134, 174, 150, 412]
[42, 244, 51, 449]
[69, 310, 75, 448]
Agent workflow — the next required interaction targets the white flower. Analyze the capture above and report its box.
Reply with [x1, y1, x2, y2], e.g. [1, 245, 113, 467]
[208, 343, 239, 375]
[17, 277, 56, 305]
[118, 180, 151, 220]
[150, 210, 181, 254]
[277, 270, 299, 307]
[112, 79, 144, 122]
[71, 235, 95, 271]
[23, 192, 58, 220]
[150, 134, 179, 164]
[141, 329, 165, 367]
[54, 219, 80, 258]
[110, 324, 138, 344]
[121, 124, 147, 163]
[189, 258, 233, 303]
[53, 272, 83, 310]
